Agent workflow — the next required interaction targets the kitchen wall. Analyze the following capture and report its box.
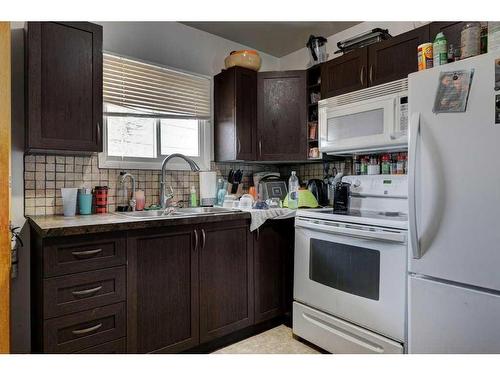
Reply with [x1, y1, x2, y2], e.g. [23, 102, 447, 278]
[279, 21, 429, 70]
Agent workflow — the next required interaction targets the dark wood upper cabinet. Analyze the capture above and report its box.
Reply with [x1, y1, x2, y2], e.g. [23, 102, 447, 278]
[199, 221, 254, 343]
[429, 22, 466, 53]
[321, 47, 368, 98]
[257, 70, 307, 161]
[367, 26, 429, 87]
[127, 227, 199, 353]
[214, 67, 257, 161]
[25, 22, 103, 153]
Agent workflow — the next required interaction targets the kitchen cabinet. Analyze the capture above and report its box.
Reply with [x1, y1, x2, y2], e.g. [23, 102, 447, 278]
[214, 67, 257, 161]
[321, 48, 368, 98]
[30, 215, 293, 354]
[253, 220, 293, 323]
[257, 70, 308, 161]
[321, 25, 431, 99]
[30, 231, 127, 353]
[429, 22, 466, 53]
[25, 22, 103, 153]
[367, 26, 429, 86]
[199, 221, 254, 342]
[127, 227, 199, 353]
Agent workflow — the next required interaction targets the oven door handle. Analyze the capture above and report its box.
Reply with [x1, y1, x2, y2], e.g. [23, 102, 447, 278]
[295, 219, 406, 243]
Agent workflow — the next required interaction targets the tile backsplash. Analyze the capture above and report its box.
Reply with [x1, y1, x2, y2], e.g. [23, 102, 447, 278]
[23, 153, 349, 216]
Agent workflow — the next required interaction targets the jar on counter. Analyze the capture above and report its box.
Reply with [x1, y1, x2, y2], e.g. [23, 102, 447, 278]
[381, 154, 391, 175]
[461, 22, 481, 59]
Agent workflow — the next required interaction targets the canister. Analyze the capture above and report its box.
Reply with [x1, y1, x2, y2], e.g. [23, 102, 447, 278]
[418, 43, 433, 71]
[93, 186, 108, 213]
[78, 188, 92, 215]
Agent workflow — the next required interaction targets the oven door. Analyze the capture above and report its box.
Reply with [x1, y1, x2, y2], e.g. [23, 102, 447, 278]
[294, 217, 407, 341]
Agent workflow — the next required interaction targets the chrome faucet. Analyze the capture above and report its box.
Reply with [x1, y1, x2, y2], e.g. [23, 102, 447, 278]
[120, 172, 136, 211]
[160, 153, 200, 209]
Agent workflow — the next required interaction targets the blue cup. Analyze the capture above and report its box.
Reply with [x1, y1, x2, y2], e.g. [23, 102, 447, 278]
[78, 193, 92, 215]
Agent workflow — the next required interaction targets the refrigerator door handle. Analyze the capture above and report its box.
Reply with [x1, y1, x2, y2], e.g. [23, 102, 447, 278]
[409, 112, 421, 259]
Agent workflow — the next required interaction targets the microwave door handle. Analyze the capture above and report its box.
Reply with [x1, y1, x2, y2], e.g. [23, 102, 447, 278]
[295, 219, 405, 243]
[409, 112, 421, 259]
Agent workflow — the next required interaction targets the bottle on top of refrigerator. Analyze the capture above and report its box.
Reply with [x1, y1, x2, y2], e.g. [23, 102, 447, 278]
[433, 32, 448, 66]
[381, 154, 391, 175]
[354, 155, 361, 175]
[360, 157, 368, 175]
[461, 22, 481, 59]
[288, 171, 299, 209]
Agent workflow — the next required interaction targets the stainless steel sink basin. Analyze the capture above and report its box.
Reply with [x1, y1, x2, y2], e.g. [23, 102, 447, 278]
[113, 206, 238, 220]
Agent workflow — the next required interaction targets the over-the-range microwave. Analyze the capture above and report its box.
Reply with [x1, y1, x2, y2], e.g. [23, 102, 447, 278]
[318, 78, 408, 154]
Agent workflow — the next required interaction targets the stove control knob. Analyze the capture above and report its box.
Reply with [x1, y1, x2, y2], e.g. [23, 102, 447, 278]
[352, 179, 361, 188]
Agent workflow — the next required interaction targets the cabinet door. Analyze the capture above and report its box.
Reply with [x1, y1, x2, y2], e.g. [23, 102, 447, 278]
[128, 227, 199, 353]
[368, 26, 429, 86]
[199, 221, 253, 343]
[257, 70, 307, 161]
[235, 67, 257, 160]
[214, 67, 256, 161]
[26, 22, 102, 152]
[321, 48, 368, 98]
[429, 22, 466, 52]
[254, 222, 288, 324]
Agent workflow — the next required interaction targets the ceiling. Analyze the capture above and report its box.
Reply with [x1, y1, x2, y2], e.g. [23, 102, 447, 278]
[181, 22, 361, 57]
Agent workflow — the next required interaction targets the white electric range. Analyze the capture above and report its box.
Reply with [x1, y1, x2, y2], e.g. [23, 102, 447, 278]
[293, 175, 408, 354]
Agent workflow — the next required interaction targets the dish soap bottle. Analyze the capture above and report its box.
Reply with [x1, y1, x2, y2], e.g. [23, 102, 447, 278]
[190, 186, 198, 207]
[288, 171, 299, 209]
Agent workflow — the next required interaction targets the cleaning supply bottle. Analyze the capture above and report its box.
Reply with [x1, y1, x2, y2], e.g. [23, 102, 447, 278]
[288, 171, 299, 209]
[433, 32, 448, 66]
[190, 186, 197, 207]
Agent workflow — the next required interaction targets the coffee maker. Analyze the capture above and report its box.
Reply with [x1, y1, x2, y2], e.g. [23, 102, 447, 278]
[333, 181, 350, 213]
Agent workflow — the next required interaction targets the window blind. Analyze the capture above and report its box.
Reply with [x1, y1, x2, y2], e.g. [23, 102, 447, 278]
[103, 53, 211, 119]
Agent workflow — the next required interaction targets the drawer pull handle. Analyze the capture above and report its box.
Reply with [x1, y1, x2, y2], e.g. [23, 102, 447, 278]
[71, 248, 103, 258]
[71, 285, 103, 297]
[71, 323, 103, 336]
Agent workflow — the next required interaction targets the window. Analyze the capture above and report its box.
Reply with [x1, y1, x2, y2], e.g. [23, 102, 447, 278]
[99, 53, 212, 170]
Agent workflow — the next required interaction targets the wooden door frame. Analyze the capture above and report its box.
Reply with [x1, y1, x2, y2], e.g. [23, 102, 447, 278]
[0, 21, 11, 354]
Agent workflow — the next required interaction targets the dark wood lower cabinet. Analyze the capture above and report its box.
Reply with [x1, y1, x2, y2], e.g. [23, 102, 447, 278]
[31, 218, 293, 353]
[199, 221, 254, 343]
[127, 227, 199, 353]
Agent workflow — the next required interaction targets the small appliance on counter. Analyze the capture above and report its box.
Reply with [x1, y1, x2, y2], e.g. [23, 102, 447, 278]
[333, 181, 351, 213]
[199, 171, 217, 206]
[307, 179, 329, 206]
[253, 172, 288, 201]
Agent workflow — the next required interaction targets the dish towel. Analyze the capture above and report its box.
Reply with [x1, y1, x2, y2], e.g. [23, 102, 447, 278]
[241, 208, 296, 231]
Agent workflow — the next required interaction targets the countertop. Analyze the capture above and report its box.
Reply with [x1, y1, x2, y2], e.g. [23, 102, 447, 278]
[28, 210, 252, 238]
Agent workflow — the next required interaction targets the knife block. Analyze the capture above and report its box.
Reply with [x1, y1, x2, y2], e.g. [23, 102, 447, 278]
[227, 183, 244, 197]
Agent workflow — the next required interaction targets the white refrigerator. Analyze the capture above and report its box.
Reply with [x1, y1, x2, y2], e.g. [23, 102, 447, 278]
[408, 52, 500, 353]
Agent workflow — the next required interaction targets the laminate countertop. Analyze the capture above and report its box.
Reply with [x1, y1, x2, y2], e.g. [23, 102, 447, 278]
[28, 210, 252, 238]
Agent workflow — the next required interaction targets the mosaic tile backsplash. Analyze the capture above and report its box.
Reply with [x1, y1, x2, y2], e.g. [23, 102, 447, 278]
[23, 153, 350, 216]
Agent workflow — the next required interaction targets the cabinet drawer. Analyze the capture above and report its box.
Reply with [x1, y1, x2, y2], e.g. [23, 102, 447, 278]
[43, 234, 126, 277]
[75, 338, 126, 354]
[44, 302, 126, 353]
[43, 266, 126, 319]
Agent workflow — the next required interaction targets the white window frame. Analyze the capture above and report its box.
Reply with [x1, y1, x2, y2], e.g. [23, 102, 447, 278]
[99, 53, 213, 171]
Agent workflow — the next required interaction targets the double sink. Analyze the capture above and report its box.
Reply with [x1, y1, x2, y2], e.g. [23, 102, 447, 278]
[114, 206, 239, 220]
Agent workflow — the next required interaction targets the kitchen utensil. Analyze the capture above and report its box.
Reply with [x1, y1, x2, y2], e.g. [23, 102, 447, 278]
[282, 189, 319, 208]
[230, 169, 243, 194]
[61, 188, 78, 216]
[77, 189, 92, 215]
[93, 186, 108, 213]
[224, 50, 262, 71]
